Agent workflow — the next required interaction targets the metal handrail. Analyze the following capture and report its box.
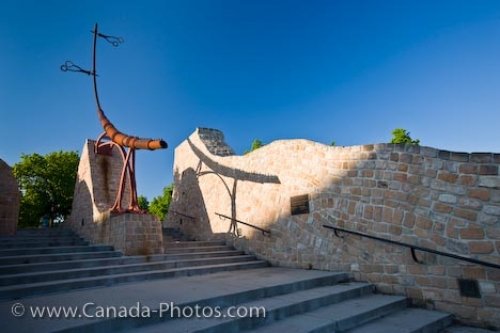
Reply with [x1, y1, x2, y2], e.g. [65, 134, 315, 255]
[323, 224, 500, 270]
[215, 213, 271, 236]
[170, 210, 196, 220]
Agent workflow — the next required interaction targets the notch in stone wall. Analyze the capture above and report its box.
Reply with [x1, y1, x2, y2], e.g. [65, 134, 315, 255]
[291, 194, 310, 215]
[458, 278, 481, 298]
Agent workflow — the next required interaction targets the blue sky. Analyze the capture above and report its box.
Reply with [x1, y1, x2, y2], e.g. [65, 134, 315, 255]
[1, 0, 500, 200]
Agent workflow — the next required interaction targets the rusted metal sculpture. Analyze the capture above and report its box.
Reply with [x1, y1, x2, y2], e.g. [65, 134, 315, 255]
[62, 23, 167, 213]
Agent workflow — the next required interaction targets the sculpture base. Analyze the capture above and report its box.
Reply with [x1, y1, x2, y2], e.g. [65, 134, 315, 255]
[99, 213, 163, 255]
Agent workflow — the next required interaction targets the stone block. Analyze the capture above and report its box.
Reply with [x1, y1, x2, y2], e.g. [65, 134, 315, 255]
[415, 215, 433, 229]
[484, 205, 500, 216]
[434, 202, 453, 214]
[469, 241, 494, 254]
[454, 208, 478, 222]
[459, 164, 478, 174]
[438, 150, 451, 160]
[468, 189, 490, 201]
[479, 165, 499, 176]
[460, 227, 485, 240]
[479, 176, 500, 189]
[438, 194, 457, 204]
[438, 171, 458, 183]
[471, 153, 493, 163]
[450, 152, 470, 162]
[458, 175, 476, 186]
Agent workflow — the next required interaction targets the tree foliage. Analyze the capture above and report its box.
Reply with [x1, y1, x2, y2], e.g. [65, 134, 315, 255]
[149, 184, 173, 221]
[244, 139, 264, 154]
[137, 195, 149, 211]
[390, 128, 420, 145]
[13, 151, 80, 227]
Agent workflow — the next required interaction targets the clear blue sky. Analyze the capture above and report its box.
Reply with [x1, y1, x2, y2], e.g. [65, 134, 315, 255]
[1, 0, 500, 200]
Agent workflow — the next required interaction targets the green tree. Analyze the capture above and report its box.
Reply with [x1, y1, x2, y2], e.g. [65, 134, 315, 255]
[390, 128, 420, 145]
[244, 139, 265, 154]
[137, 195, 149, 211]
[149, 184, 173, 221]
[330, 141, 336, 146]
[13, 151, 80, 227]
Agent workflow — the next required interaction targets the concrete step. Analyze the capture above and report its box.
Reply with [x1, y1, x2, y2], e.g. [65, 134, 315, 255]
[137, 282, 376, 333]
[0, 255, 259, 286]
[0, 245, 114, 257]
[0, 250, 123, 266]
[164, 245, 234, 254]
[165, 240, 227, 249]
[0, 236, 84, 242]
[0, 260, 269, 300]
[0, 240, 89, 249]
[0, 250, 246, 275]
[14, 229, 76, 236]
[237, 294, 408, 333]
[442, 325, 498, 333]
[345, 308, 453, 333]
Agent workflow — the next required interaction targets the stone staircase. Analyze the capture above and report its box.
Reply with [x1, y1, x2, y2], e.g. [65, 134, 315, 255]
[131, 271, 454, 333]
[0, 229, 492, 332]
[0, 228, 267, 300]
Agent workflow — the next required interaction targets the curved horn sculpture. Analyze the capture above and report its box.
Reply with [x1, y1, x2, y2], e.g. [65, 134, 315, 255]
[90, 23, 167, 213]
[92, 23, 168, 151]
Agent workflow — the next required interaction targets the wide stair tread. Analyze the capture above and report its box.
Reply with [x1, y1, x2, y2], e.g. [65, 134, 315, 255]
[344, 308, 452, 333]
[164, 245, 234, 254]
[0, 260, 269, 299]
[0, 245, 114, 256]
[239, 294, 407, 333]
[0, 250, 245, 274]
[135, 284, 403, 333]
[0, 250, 122, 265]
[165, 240, 227, 248]
[0, 240, 89, 248]
[0, 255, 258, 286]
[0, 236, 84, 242]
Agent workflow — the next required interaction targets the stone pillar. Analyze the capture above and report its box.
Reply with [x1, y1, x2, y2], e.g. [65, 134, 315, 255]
[68, 140, 164, 254]
[0, 159, 20, 235]
[104, 213, 164, 255]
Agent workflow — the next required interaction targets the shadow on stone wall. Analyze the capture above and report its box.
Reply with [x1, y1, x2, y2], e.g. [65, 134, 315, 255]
[168, 139, 280, 240]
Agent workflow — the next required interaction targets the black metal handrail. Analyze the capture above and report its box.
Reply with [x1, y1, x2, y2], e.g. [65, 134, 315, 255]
[323, 224, 500, 270]
[215, 213, 271, 236]
[170, 210, 196, 220]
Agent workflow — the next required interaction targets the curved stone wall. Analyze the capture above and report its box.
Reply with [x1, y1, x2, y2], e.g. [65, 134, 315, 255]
[168, 128, 500, 328]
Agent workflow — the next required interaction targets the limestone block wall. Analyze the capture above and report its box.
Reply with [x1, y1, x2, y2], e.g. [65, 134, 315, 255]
[0, 159, 20, 235]
[68, 140, 163, 255]
[167, 128, 500, 328]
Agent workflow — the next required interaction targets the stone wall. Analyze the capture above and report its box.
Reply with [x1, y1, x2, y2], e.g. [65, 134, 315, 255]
[0, 159, 20, 235]
[67, 140, 163, 255]
[167, 128, 500, 329]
